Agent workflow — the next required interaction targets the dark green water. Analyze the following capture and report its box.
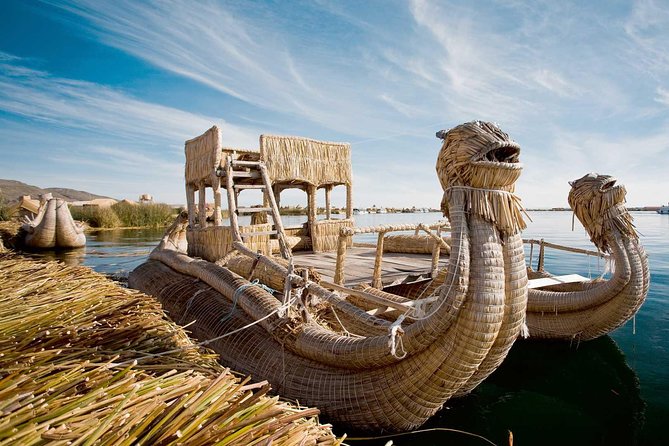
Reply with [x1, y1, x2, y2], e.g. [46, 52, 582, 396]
[35, 212, 668, 445]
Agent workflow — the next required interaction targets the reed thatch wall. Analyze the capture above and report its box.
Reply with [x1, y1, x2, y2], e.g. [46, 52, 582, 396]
[187, 224, 272, 261]
[185, 125, 222, 187]
[260, 135, 352, 187]
[311, 218, 353, 252]
[0, 254, 341, 445]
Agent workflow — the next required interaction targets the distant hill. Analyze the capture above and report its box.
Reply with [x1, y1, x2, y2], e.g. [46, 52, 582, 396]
[0, 179, 113, 203]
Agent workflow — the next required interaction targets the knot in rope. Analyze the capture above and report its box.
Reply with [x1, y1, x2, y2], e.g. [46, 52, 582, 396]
[388, 314, 407, 359]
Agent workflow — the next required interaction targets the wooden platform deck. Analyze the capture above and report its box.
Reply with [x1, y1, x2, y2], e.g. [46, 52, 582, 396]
[292, 245, 448, 287]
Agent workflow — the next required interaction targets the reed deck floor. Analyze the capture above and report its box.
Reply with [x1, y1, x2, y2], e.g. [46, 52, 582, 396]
[292, 245, 448, 287]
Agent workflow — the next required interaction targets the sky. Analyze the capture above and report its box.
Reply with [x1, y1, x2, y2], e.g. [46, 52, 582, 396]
[0, 0, 668, 208]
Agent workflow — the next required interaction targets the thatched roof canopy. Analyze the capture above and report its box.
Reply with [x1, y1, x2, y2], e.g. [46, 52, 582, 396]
[260, 135, 351, 188]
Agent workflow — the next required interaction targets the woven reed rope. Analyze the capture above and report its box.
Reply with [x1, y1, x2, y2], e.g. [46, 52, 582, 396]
[23, 198, 85, 249]
[526, 174, 649, 340]
[129, 121, 529, 431]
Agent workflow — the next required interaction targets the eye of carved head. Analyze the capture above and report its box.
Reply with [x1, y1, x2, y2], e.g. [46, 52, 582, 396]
[436, 121, 522, 191]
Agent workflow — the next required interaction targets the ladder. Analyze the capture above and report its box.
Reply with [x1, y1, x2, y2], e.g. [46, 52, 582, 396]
[222, 155, 291, 259]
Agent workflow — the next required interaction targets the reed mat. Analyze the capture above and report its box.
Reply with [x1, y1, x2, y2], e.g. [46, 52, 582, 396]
[0, 254, 341, 445]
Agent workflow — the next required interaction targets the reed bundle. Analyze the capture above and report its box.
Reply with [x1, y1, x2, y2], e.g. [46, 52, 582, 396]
[383, 234, 451, 254]
[0, 254, 340, 445]
[260, 135, 351, 188]
[436, 121, 526, 235]
[0, 221, 22, 250]
[225, 254, 321, 291]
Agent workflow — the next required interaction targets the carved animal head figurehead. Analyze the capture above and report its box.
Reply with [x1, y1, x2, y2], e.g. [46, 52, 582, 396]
[568, 173, 636, 252]
[436, 121, 525, 235]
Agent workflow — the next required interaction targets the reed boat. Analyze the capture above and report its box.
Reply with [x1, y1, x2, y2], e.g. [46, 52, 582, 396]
[129, 121, 529, 432]
[22, 193, 86, 249]
[418, 170, 649, 341]
[523, 174, 649, 340]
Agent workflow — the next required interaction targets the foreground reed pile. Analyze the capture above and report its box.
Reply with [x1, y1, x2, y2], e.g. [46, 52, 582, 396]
[0, 254, 341, 445]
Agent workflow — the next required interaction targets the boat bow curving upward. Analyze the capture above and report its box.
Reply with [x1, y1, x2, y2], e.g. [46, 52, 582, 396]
[22, 194, 86, 249]
[526, 173, 650, 340]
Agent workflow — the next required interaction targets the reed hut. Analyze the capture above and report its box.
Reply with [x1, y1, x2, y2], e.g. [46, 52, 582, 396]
[184, 126, 353, 260]
[129, 121, 529, 431]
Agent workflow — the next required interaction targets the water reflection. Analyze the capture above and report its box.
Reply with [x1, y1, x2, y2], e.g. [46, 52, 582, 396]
[350, 337, 644, 445]
[25, 227, 165, 276]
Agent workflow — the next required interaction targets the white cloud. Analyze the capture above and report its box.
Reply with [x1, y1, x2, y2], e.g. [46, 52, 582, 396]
[624, 0, 669, 77]
[655, 87, 669, 106]
[0, 62, 258, 148]
[531, 69, 579, 98]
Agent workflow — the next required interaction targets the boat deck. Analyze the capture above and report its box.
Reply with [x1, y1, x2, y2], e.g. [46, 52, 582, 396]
[292, 245, 448, 287]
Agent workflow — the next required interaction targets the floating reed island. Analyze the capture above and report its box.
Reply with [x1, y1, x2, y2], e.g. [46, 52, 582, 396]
[0, 253, 341, 445]
[129, 121, 529, 432]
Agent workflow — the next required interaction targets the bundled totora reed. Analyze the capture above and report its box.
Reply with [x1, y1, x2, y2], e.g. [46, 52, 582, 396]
[0, 254, 341, 445]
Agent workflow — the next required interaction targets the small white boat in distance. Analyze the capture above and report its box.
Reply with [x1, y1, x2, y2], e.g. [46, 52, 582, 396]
[658, 203, 669, 214]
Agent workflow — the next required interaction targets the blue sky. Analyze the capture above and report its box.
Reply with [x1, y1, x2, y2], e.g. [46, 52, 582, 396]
[1, 0, 668, 208]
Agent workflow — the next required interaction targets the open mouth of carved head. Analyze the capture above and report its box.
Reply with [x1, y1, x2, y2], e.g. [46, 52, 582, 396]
[569, 173, 626, 206]
[436, 121, 523, 191]
[472, 141, 521, 166]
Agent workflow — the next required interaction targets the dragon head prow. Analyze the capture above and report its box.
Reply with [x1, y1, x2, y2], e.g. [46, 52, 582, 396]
[435, 121, 526, 235]
[568, 173, 636, 252]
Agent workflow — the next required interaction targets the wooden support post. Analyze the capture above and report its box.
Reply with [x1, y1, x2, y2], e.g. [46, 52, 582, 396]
[334, 232, 349, 285]
[325, 185, 332, 220]
[198, 180, 207, 228]
[225, 156, 242, 242]
[345, 184, 352, 219]
[259, 164, 291, 260]
[372, 231, 386, 288]
[538, 239, 545, 272]
[307, 184, 317, 228]
[186, 182, 196, 228]
[213, 177, 222, 226]
[273, 185, 281, 210]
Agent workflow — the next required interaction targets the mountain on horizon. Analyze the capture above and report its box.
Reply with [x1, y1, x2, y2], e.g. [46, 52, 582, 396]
[0, 179, 114, 203]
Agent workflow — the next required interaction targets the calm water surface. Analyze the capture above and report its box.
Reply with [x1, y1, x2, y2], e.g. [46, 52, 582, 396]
[38, 211, 668, 445]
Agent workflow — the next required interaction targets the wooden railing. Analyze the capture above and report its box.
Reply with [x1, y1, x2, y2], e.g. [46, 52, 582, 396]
[334, 221, 450, 287]
[523, 238, 609, 272]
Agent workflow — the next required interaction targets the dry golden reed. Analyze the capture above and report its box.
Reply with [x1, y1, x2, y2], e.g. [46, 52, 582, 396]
[0, 254, 341, 446]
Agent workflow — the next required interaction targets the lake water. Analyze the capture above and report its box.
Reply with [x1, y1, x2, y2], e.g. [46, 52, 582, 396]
[37, 211, 668, 445]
